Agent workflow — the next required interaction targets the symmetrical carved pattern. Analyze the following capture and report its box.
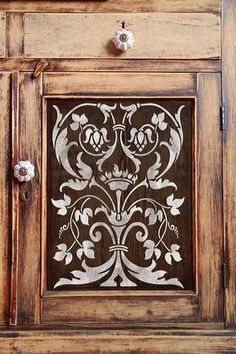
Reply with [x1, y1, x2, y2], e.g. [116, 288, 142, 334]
[50, 102, 186, 288]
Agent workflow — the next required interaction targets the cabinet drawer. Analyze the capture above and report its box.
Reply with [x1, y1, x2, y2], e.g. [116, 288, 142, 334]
[24, 12, 220, 59]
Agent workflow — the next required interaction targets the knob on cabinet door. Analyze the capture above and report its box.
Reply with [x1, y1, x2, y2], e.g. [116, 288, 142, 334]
[13, 160, 35, 182]
[112, 26, 134, 51]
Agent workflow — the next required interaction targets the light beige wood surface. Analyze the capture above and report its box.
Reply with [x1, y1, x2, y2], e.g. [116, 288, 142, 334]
[0, 12, 6, 58]
[0, 58, 222, 72]
[6, 13, 24, 58]
[0, 1, 221, 13]
[24, 13, 220, 59]
[43, 72, 196, 96]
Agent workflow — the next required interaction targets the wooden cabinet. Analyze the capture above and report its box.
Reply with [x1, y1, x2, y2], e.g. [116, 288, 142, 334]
[0, 0, 236, 352]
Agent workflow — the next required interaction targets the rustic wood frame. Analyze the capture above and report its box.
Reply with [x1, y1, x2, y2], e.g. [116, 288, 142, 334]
[0, 0, 235, 351]
[9, 71, 224, 327]
[222, 0, 236, 329]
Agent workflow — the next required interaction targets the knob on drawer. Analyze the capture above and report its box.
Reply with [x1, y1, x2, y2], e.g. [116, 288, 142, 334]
[14, 160, 35, 182]
[112, 27, 134, 51]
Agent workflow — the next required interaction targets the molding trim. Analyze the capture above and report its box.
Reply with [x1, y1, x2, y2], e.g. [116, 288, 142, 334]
[0, 330, 235, 353]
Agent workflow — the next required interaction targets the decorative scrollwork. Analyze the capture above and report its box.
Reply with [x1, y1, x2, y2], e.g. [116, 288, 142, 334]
[51, 102, 186, 289]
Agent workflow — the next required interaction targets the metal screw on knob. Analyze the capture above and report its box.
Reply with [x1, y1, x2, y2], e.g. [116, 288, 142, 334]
[13, 161, 35, 182]
[112, 26, 134, 51]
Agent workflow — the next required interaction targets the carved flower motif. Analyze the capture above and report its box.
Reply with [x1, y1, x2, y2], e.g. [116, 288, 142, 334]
[84, 128, 109, 152]
[112, 28, 134, 51]
[128, 127, 154, 152]
[100, 164, 137, 191]
[14, 160, 35, 182]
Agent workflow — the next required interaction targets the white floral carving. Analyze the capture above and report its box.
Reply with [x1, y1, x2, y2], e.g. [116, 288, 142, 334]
[50, 102, 186, 289]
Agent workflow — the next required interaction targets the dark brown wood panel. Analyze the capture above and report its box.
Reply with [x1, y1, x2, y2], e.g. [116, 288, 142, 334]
[45, 98, 193, 292]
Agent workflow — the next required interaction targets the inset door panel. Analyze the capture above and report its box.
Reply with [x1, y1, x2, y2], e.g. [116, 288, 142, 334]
[11, 72, 223, 325]
[46, 98, 193, 292]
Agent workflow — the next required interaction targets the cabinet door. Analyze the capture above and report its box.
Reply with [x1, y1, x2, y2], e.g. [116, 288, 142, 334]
[11, 72, 223, 326]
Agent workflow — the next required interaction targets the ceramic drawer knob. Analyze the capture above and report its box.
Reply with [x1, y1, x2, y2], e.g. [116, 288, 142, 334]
[112, 28, 134, 51]
[14, 160, 35, 182]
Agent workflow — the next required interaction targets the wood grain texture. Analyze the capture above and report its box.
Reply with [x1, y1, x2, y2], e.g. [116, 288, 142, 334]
[24, 13, 220, 60]
[11, 73, 42, 325]
[0, 72, 11, 325]
[6, 12, 24, 58]
[0, 0, 221, 13]
[0, 330, 235, 354]
[222, 0, 236, 328]
[43, 72, 196, 96]
[0, 12, 6, 58]
[41, 296, 197, 323]
[0, 58, 221, 73]
[197, 73, 223, 321]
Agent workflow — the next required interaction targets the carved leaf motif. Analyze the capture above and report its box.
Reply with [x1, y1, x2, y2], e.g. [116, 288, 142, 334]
[70, 113, 88, 131]
[53, 244, 73, 265]
[55, 127, 78, 178]
[151, 112, 167, 130]
[145, 208, 163, 225]
[143, 240, 161, 261]
[149, 178, 177, 191]
[169, 128, 181, 159]
[76, 240, 95, 260]
[75, 208, 93, 225]
[60, 178, 88, 192]
[147, 152, 161, 180]
[166, 194, 185, 216]
[76, 152, 92, 180]
[51, 194, 71, 215]
[165, 244, 182, 265]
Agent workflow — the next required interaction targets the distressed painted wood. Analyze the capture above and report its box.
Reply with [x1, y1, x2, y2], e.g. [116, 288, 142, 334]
[41, 296, 197, 324]
[222, 0, 236, 329]
[6, 13, 24, 58]
[0, 72, 11, 325]
[0, 0, 233, 351]
[0, 330, 235, 354]
[24, 13, 220, 59]
[0, 12, 6, 58]
[43, 72, 196, 96]
[11, 73, 41, 325]
[0, 58, 221, 73]
[197, 73, 223, 321]
[0, 1, 221, 13]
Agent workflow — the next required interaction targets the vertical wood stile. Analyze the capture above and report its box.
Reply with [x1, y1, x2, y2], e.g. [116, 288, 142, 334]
[0, 72, 11, 325]
[11, 73, 42, 325]
[197, 73, 223, 321]
[222, 0, 236, 328]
